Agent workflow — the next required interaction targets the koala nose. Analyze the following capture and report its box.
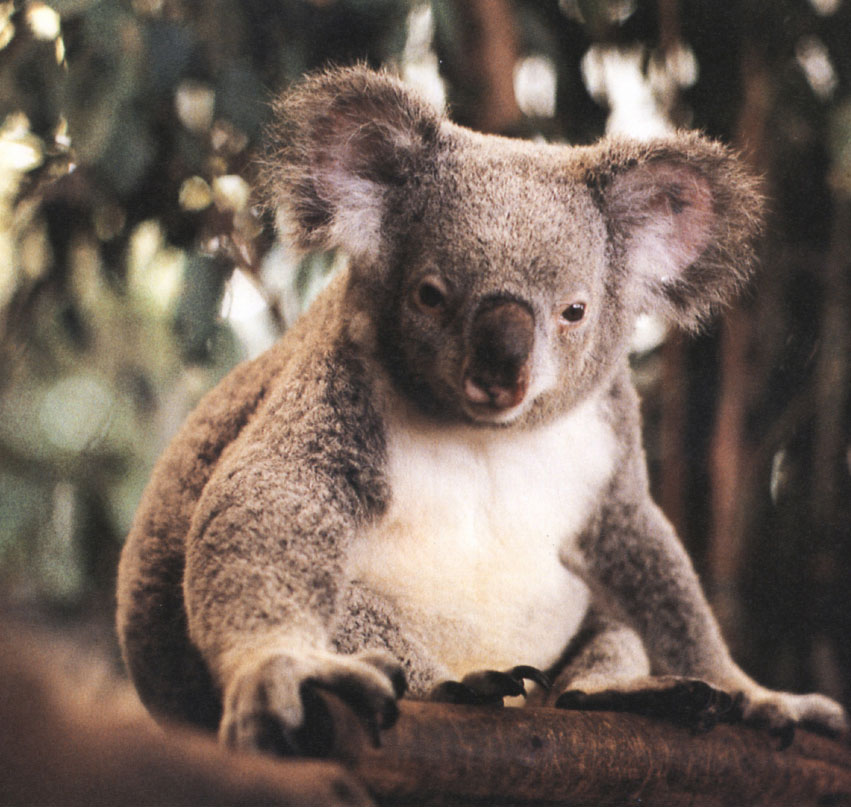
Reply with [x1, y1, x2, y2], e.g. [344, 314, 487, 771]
[463, 300, 534, 411]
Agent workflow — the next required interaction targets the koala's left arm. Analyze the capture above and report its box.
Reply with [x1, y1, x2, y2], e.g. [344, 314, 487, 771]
[576, 453, 738, 683]
[570, 425, 847, 734]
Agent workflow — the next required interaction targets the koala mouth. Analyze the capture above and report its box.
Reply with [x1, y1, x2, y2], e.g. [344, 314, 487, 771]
[461, 299, 534, 420]
[462, 367, 530, 415]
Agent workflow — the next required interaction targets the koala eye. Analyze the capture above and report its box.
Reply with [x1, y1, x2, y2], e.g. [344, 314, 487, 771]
[414, 277, 448, 315]
[559, 302, 587, 327]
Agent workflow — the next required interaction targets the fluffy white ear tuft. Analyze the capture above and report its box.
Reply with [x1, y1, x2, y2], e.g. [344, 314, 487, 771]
[592, 134, 764, 329]
[612, 162, 714, 285]
[320, 170, 385, 264]
[262, 66, 443, 265]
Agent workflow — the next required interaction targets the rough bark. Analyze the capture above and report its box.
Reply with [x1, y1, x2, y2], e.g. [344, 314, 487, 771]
[5, 624, 848, 807]
[327, 696, 851, 807]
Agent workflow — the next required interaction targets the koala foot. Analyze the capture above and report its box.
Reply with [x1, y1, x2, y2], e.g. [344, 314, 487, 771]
[430, 665, 551, 706]
[737, 688, 849, 748]
[555, 675, 739, 733]
[219, 647, 406, 756]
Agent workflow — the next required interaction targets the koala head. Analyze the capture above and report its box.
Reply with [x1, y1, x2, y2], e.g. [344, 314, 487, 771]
[263, 66, 763, 426]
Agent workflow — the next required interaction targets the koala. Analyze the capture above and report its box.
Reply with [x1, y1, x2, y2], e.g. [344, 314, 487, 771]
[116, 66, 847, 755]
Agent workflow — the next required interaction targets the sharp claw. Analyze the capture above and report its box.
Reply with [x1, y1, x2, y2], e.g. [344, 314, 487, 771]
[252, 712, 302, 756]
[494, 670, 527, 697]
[727, 691, 745, 723]
[301, 675, 400, 752]
[461, 670, 525, 699]
[432, 665, 552, 706]
[509, 665, 552, 690]
[331, 690, 399, 748]
[340, 688, 399, 744]
[361, 653, 408, 699]
[365, 712, 383, 748]
[379, 696, 400, 730]
[389, 667, 408, 699]
[772, 721, 796, 750]
[714, 689, 734, 714]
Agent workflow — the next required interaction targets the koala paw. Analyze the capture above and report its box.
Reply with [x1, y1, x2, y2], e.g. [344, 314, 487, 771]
[219, 647, 406, 756]
[555, 675, 739, 732]
[430, 665, 551, 706]
[738, 688, 849, 748]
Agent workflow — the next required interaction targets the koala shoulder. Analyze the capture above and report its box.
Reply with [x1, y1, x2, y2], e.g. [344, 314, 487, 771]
[120, 272, 354, 572]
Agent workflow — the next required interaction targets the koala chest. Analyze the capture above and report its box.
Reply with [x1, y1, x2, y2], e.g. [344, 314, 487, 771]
[346, 397, 618, 680]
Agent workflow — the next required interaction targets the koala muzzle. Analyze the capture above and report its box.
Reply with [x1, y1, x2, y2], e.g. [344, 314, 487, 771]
[463, 300, 534, 412]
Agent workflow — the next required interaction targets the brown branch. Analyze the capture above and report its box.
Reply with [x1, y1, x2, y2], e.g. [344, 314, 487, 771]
[326, 697, 851, 807]
[5, 624, 848, 806]
[0, 628, 372, 807]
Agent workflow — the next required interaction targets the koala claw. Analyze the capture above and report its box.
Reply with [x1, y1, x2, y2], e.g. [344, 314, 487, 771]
[219, 648, 406, 756]
[510, 665, 553, 690]
[430, 665, 551, 706]
[555, 676, 738, 733]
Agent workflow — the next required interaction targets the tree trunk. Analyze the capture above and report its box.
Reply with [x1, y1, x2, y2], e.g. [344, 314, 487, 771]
[442, 0, 522, 134]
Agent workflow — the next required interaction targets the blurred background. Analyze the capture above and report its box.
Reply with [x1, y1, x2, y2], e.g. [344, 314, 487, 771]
[0, 0, 848, 713]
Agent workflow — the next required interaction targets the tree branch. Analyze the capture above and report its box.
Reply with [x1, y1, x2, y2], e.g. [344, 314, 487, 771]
[325, 696, 851, 807]
[5, 625, 849, 806]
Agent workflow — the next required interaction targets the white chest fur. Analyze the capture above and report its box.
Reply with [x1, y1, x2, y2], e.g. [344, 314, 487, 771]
[346, 396, 618, 681]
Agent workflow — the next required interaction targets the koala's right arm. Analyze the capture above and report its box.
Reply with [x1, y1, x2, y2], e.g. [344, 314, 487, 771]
[180, 329, 411, 753]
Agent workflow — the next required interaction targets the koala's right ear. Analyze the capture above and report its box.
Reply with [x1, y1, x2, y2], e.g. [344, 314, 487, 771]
[262, 66, 443, 264]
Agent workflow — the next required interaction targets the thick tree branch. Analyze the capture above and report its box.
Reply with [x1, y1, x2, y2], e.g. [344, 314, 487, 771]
[5, 625, 848, 807]
[0, 628, 372, 807]
[325, 696, 851, 807]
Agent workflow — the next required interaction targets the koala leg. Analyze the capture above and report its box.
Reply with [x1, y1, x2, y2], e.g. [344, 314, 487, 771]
[545, 610, 735, 731]
[576, 495, 848, 740]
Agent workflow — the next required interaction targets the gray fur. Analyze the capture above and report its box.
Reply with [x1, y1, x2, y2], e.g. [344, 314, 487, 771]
[117, 66, 846, 751]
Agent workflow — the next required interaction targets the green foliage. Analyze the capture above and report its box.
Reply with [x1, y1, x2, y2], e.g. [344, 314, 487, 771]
[0, 0, 413, 602]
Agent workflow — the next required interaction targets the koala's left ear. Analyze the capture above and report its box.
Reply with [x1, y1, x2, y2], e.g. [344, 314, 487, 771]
[589, 133, 765, 329]
[262, 66, 443, 265]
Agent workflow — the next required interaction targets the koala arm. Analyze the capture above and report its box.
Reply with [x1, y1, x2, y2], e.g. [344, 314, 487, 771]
[570, 449, 847, 734]
[182, 346, 405, 752]
[575, 479, 738, 684]
[184, 453, 351, 676]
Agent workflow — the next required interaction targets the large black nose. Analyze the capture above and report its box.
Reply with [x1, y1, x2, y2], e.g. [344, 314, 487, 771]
[463, 300, 534, 411]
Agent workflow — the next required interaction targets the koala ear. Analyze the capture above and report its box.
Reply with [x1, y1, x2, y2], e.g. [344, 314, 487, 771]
[262, 66, 443, 264]
[590, 133, 765, 329]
